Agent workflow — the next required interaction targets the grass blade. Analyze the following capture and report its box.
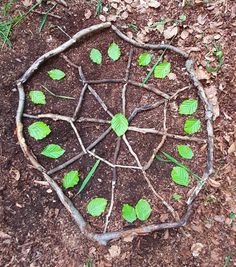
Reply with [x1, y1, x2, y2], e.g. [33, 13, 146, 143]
[157, 152, 201, 181]
[78, 159, 100, 194]
[39, 4, 56, 32]
[42, 85, 75, 100]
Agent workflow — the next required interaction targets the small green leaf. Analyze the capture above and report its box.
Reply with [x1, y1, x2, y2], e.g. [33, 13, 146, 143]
[177, 145, 194, 159]
[48, 69, 65, 80]
[184, 118, 201, 134]
[63, 170, 79, 189]
[90, 48, 102, 64]
[108, 42, 121, 61]
[178, 99, 198, 115]
[135, 199, 152, 221]
[172, 193, 182, 201]
[138, 52, 152, 66]
[78, 160, 100, 194]
[122, 204, 137, 223]
[154, 61, 171, 79]
[179, 14, 187, 22]
[29, 90, 46, 104]
[87, 197, 107, 217]
[28, 121, 51, 140]
[171, 166, 190, 187]
[41, 144, 65, 159]
[229, 212, 235, 220]
[111, 113, 129, 137]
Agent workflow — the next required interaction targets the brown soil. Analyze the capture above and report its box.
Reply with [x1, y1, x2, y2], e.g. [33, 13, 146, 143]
[1, 0, 236, 266]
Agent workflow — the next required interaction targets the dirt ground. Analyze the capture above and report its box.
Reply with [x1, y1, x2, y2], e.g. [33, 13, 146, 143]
[0, 0, 236, 266]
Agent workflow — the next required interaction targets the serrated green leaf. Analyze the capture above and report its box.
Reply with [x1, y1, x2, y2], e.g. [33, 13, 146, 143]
[177, 145, 194, 159]
[171, 166, 190, 186]
[154, 61, 171, 79]
[78, 160, 100, 194]
[135, 199, 152, 221]
[172, 193, 182, 201]
[178, 99, 198, 115]
[28, 121, 51, 140]
[179, 14, 187, 21]
[63, 170, 79, 189]
[48, 69, 65, 80]
[229, 212, 235, 220]
[90, 48, 102, 64]
[122, 204, 136, 223]
[29, 90, 46, 104]
[108, 42, 121, 61]
[184, 118, 201, 134]
[138, 52, 152, 66]
[87, 197, 107, 217]
[41, 144, 65, 159]
[111, 113, 129, 137]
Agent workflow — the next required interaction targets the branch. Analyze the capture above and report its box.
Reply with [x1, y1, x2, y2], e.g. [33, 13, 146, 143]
[111, 25, 189, 59]
[73, 84, 88, 120]
[23, 113, 72, 122]
[104, 138, 121, 233]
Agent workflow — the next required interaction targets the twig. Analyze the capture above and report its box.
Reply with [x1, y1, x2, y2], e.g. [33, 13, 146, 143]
[128, 100, 165, 122]
[33, 10, 62, 19]
[56, 25, 71, 39]
[70, 121, 87, 153]
[73, 84, 88, 120]
[128, 80, 170, 99]
[48, 127, 112, 175]
[122, 135, 178, 220]
[87, 150, 141, 170]
[111, 25, 189, 58]
[128, 126, 206, 143]
[185, 60, 214, 205]
[23, 113, 72, 122]
[122, 48, 134, 115]
[82, 79, 124, 84]
[42, 84, 76, 100]
[169, 86, 190, 100]
[77, 117, 110, 124]
[18, 22, 111, 83]
[104, 138, 121, 233]
[143, 101, 168, 171]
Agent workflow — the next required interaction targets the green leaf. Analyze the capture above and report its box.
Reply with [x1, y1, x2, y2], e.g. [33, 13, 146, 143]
[122, 204, 137, 223]
[171, 166, 190, 187]
[29, 90, 46, 104]
[90, 48, 102, 64]
[41, 144, 65, 159]
[172, 193, 182, 201]
[184, 118, 201, 134]
[154, 61, 171, 79]
[138, 52, 152, 66]
[78, 160, 100, 194]
[177, 145, 194, 159]
[229, 212, 235, 220]
[108, 42, 121, 61]
[87, 197, 107, 217]
[63, 170, 79, 189]
[179, 14, 187, 22]
[48, 69, 65, 80]
[28, 121, 51, 140]
[111, 113, 129, 137]
[135, 199, 152, 221]
[178, 99, 198, 115]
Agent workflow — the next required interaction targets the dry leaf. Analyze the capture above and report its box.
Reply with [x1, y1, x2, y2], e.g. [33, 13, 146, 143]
[208, 178, 221, 188]
[197, 14, 207, 25]
[164, 26, 178, 39]
[9, 167, 20, 181]
[195, 66, 210, 80]
[0, 231, 11, 239]
[228, 142, 236, 154]
[108, 245, 121, 258]
[123, 235, 134, 242]
[191, 243, 204, 257]
[205, 85, 220, 120]
[180, 30, 189, 40]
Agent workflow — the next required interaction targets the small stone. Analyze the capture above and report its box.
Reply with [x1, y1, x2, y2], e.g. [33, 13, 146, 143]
[164, 26, 178, 39]
[108, 245, 121, 258]
[168, 73, 177, 80]
[99, 14, 106, 22]
[125, 0, 132, 3]
[148, 0, 161, 8]
[126, 31, 133, 39]
[107, 15, 117, 22]
[191, 243, 204, 257]
[121, 11, 129, 20]
[84, 9, 92, 19]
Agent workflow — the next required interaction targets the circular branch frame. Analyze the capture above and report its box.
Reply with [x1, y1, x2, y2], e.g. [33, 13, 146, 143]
[16, 22, 214, 246]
